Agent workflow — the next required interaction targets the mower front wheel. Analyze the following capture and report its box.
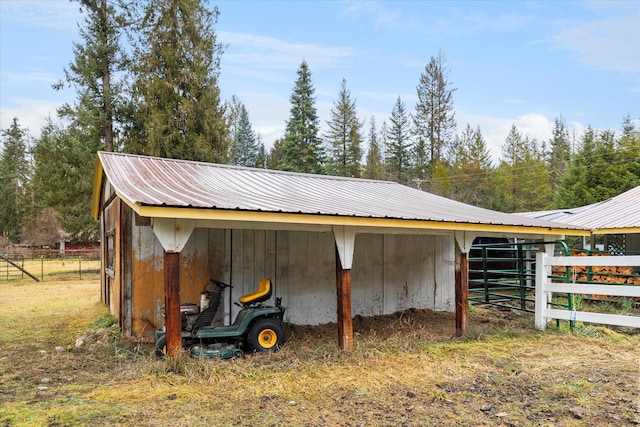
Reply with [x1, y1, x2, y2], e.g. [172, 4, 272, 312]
[246, 318, 284, 352]
[154, 335, 167, 359]
[154, 335, 186, 359]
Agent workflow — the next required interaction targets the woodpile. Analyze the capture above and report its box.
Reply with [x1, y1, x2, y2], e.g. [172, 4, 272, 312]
[552, 266, 640, 284]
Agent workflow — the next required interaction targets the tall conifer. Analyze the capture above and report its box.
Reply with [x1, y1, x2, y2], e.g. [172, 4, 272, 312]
[386, 96, 412, 184]
[278, 61, 324, 173]
[324, 79, 363, 177]
[127, 0, 228, 162]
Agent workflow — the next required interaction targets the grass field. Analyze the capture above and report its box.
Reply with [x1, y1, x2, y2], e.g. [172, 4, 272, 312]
[0, 278, 638, 426]
[0, 257, 100, 282]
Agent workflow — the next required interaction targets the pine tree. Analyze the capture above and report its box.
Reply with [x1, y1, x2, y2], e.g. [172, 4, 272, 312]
[324, 78, 363, 177]
[615, 115, 640, 188]
[126, 0, 228, 162]
[521, 138, 553, 211]
[266, 138, 285, 170]
[556, 124, 639, 208]
[0, 119, 30, 243]
[230, 103, 261, 167]
[54, 0, 129, 152]
[547, 116, 571, 195]
[363, 117, 384, 180]
[449, 124, 494, 207]
[386, 96, 412, 185]
[494, 126, 552, 213]
[32, 118, 99, 243]
[278, 61, 324, 174]
[413, 50, 457, 165]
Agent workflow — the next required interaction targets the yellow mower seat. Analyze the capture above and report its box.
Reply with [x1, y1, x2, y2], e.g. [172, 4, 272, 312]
[239, 278, 272, 305]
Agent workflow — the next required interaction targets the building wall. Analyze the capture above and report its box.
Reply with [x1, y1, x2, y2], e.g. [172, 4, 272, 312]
[119, 214, 456, 337]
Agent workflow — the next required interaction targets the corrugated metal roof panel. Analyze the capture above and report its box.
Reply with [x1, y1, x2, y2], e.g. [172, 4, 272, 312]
[516, 203, 602, 222]
[96, 152, 587, 231]
[554, 186, 640, 231]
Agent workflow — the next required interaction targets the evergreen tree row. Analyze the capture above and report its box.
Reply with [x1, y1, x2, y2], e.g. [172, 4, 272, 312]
[1, 0, 638, 246]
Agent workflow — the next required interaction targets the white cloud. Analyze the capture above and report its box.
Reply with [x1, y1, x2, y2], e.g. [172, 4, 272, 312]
[0, 98, 63, 139]
[553, 16, 640, 73]
[0, 1, 82, 31]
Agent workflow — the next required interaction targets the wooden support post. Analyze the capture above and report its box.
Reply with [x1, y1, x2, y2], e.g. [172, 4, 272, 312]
[335, 249, 353, 351]
[164, 251, 181, 356]
[455, 250, 468, 336]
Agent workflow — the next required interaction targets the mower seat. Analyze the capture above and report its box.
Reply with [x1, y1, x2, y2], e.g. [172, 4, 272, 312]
[238, 278, 272, 306]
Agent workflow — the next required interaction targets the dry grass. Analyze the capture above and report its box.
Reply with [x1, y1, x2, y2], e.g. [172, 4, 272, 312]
[1, 257, 100, 282]
[0, 278, 638, 426]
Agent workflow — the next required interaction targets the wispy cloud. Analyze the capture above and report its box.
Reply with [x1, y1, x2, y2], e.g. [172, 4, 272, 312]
[1, 70, 59, 85]
[552, 15, 640, 73]
[219, 31, 357, 70]
[0, 1, 82, 31]
[339, 1, 404, 30]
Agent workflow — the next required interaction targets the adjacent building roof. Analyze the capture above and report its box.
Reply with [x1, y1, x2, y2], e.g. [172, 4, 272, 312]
[521, 186, 640, 235]
[517, 203, 602, 223]
[568, 185, 640, 234]
[92, 152, 588, 236]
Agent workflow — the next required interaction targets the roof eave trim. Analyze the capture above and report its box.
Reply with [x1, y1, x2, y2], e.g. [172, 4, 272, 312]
[127, 204, 589, 236]
[591, 227, 640, 235]
[91, 155, 104, 220]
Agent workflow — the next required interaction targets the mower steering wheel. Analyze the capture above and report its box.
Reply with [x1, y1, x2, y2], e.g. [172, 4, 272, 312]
[210, 278, 233, 289]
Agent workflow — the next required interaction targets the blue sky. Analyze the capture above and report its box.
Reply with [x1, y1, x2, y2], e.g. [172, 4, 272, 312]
[1, 0, 638, 163]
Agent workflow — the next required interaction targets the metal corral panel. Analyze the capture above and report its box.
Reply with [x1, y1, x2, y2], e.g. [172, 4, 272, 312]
[96, 152, 585, 232]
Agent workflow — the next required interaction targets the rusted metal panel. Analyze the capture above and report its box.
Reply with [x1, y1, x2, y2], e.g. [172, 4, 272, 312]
[131, 218, 162, 336]
[96, 151, 586, 232]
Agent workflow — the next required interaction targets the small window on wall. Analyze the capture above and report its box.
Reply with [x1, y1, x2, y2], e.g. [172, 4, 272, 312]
[105, 229, 115, 277]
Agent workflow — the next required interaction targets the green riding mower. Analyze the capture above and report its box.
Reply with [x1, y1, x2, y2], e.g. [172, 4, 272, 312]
[154, 278, 285, 359]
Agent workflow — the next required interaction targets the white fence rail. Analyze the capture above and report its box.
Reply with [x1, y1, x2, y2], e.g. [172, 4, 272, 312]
[535, 252, 640, 329]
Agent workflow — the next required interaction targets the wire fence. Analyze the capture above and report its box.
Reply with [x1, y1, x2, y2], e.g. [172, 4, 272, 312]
[0, 252, 100, 282]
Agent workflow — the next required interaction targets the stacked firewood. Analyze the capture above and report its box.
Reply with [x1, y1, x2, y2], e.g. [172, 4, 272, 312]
[563, 251, 640, 285]
[550, 252, 640, 301]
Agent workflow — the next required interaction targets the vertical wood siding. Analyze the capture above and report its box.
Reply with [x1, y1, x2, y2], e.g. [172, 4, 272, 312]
[115, 210, 456, 336]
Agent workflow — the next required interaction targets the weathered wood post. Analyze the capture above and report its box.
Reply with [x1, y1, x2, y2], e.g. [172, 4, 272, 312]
[333, 226, 356, 351]
[455, 250, 469, 336]
[164, 251, 181, 355]
[454, 232, 472, 337]
[152, 218, 195, 357]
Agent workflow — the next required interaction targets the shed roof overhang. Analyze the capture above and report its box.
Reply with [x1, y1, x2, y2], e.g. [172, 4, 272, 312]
[91, 152, 590, 239]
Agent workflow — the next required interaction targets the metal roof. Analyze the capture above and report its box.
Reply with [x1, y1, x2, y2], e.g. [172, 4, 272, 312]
[516, 203, 602, 222]
[92, 152, 588, 235]
[554, 186, 640, 234]
[516, 186, 640, 234]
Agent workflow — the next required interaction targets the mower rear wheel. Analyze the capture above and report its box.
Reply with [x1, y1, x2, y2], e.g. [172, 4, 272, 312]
[246, 318, 284, 352]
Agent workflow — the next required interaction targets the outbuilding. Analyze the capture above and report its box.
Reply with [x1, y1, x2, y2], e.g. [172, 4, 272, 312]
[518, 185, 640, 252]
[91, 152, 588, 354]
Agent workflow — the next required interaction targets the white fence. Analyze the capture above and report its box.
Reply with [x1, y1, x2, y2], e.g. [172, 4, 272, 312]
[535, 252, 640, 329]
